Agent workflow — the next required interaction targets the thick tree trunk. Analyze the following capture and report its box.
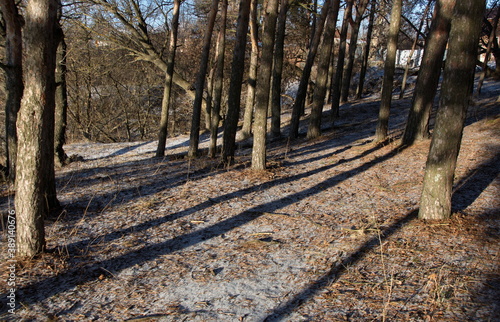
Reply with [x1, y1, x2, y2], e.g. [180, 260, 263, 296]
[307, 0, 341, 139]
[375, 0, 402, 142]
[209, 0, 228, 158]
[1, 0, 24, 183]
[55, 34, 69, 167]
[288, 0, 331, 139]
[355, 0, 376, 100]
[401, 0, 455, 146]
[419, 0, 485, 220]
[270, 0, 289, 137]
[251, 0, 279, 170]
[222, 0, 251, 164]
[241, 0, 259, 139]
[15, 0, 59, 258]
[156, 0, 180, 157]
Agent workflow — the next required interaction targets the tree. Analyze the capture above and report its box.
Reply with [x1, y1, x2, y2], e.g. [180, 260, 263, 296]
[419, 0, 485, 220]
[355, 0, 376, 100]
[251, 0, 279, 170]
[221, 0, 251, 164]
[401, 0, 455, 146]
[307, 0, 341, 139]
[374, 0, 402, 142]
[156, 0, 181, 157]
[188, 0, 219, 157]
[55, 32, 69, 167]
[0, 0, 24, 182]
[16, 0, 59, 257]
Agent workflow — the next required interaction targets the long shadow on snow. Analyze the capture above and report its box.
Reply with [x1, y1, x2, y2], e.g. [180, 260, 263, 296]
[0, 141, 400, 313]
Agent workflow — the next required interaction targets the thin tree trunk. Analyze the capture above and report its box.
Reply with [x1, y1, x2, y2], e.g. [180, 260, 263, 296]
[222, 0, 251, 164]
[419, 0, 485, 220]
[251, 0, 279, 170]
[156, 0, 180, 157]
[477, 8, 500, 95]
[375, 0, 402, 142]
[307, 0, 341, 139]
[330, 0, 353, 121]
[16, 0, 59, 258]
[289, 0, 331, 139]
[1, 0, 24, 183]
[401, 0, 455, 146]
[340, 0, 369, 103]
[209, 0, 228, 158]
[241, 0, 259, 139]
[355, 0, 376, 100]
[188, 0, 219, 157]
[55, 34, 69, 167]
[270, 0, 289, 137]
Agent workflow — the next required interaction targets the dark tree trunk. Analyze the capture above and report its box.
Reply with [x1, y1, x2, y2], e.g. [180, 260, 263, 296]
[188, 0, 219, 157]
[419, 0, 485, 220]
[156, 0, 181, 157]
[307, 0, 341, 139]
[1, 0, 24, 183]
[270, 0, 289, 138]
[401, 0, 455, 146]
[222, 0, 251, 164]
[375, 0, 402, 142]
[355, 0, 376, 100]
[251, 0, 279, 170]
[477, 7, 500, 95]
[55, 33, 69, 167]
[15, 0, 59, 258]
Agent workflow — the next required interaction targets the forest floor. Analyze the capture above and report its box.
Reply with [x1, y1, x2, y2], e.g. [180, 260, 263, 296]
[0, 76, 499, 321]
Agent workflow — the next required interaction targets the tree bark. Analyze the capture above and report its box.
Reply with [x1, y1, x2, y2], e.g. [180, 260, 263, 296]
[188, 0, 219, 157]
[288, 0, 331, 139]
[401, 0, 455, 146]
[156, 0, 180, 157]
[1, 0, 24, 183]
[375, 0, 402, 142]
[251, 0, 279, 170]
[209, 0, 228, 158]
[241, 0, 259, 139]
[15, 0, 59, 258]
[222, 0, 251, 165]
[55, 33, 69, 167]
[419, 0, 485, 220]
[307, 0, 341, 139]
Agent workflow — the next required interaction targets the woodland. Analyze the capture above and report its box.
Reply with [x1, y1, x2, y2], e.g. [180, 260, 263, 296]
[0, 0, 499, 320]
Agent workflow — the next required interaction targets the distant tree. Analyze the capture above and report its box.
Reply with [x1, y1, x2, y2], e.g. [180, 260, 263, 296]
[355, 0, 376, 100]
[156, 0, 181, 157]
[477, 4, 500, 95]
[222, 0, 251, 164]
[16, 0, 59, 257]
[419, 0, 485, 220]
[188, 0, 219, 157]
[401, 0, 455, 146]
[375, 0, 402, 142]
[55, 32, 69, 167]
[251, 0, 279, 170]
[307, 0, 341, 139]
[0, 0, 23, 182]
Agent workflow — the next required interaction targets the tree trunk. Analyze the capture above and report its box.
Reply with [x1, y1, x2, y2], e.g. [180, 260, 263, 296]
[156, 0, 180, 157]
[270, 0, 289, 137]
[419, 0, 485, 220]
[307, 0, 341, 139]
[188, 0, 219, 157]
[288, 0, 331, 139]
[222, 0, 251, 164]
[355, 0, 376, 100]
[251, 0, 279, 170]
[330, 0, 353, 121]
[55, 33, 69, 167]
[1, 0, 24, 183]
[477, 7, 500, 95]
[209, 0, 228, 158]
[401, 0, 455, 146]
[340, 0, 369, 103]
[15, 0, 59, 258]
[241, 0, 259, 139]
[375, 0, 402, 142]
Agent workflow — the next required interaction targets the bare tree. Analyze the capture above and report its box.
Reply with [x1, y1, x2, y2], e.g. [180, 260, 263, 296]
[355, 0, 376, 100]
[419, 0, 485, 220]
[55, 31, 69, 167]
[16, 0, 59, 257]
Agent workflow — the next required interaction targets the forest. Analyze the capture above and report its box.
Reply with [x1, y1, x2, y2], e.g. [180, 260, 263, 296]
[0, 0, 499, 320]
